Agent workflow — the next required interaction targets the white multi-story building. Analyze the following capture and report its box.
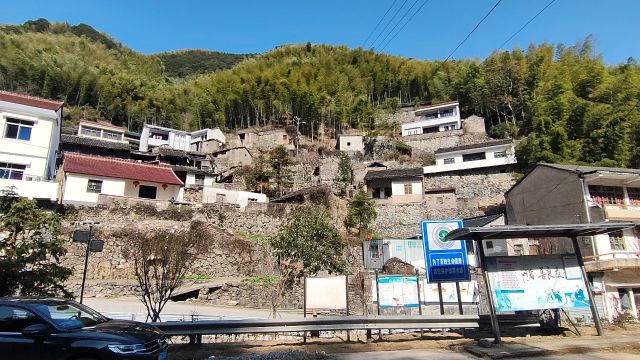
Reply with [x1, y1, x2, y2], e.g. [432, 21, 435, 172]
[139, 124, 226, 153]
[423, 139, 516, 174]
[77, 120, 128, 144]
[401, 101, 461, 136]
[0, 91, 63, 201]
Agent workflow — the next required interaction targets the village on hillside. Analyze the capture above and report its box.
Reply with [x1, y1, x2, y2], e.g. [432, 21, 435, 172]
[2, 89, 639, 331]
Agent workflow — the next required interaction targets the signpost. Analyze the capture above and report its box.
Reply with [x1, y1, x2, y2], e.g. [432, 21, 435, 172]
[421, 220, 470, 283]
[74, 223, 102, 304]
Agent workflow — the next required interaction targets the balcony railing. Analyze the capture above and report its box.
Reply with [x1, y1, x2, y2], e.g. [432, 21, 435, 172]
[583, 251, 640, 272]
[0, 178, 58, 200]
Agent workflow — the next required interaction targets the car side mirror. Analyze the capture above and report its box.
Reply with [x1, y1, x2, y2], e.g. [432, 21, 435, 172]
[22, 324, 52, 338]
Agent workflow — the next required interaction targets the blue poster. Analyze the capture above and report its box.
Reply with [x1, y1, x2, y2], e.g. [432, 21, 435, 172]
[422, 220, 470, 283]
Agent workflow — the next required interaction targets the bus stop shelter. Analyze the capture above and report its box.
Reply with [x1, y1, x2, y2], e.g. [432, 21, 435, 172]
[445, 222, 636, 344]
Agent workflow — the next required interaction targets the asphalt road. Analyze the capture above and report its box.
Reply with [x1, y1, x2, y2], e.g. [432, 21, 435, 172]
[84, 296, 303, 321]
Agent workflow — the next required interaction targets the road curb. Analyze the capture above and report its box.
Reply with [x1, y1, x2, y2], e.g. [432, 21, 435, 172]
[465, 339, 640, 359]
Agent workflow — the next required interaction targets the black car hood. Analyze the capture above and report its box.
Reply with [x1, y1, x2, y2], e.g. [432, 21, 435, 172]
[78, 320, 163, 343]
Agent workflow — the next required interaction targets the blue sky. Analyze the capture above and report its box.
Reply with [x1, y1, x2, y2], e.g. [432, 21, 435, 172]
[3, 0, 639, 64]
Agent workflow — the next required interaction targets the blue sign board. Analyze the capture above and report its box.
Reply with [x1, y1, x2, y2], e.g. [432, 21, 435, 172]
[421, 220, 470, 283]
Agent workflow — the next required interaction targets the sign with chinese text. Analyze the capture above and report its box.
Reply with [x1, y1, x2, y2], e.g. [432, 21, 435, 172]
[421, 220, 470, 282]
[423, 280, 478, 304]
[486, 255, 589, 312]
[373, 276, 420, 307]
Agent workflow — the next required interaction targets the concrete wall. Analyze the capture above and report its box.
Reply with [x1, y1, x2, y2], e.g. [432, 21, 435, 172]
[338, 135, 364, 152]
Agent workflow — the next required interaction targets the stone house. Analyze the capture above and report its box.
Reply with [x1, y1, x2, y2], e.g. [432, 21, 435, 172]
[0, 91, 63, 201]
[364, 167, 424, 204]
[211, 146, 253, 169]
[230, 128, 294, 151]
[60, 152, 184, 206]
[337, 134, 364, 153]
[505, 163, 640, 321]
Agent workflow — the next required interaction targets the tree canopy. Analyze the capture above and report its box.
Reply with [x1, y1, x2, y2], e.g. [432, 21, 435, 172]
[1, 19, 639, 169]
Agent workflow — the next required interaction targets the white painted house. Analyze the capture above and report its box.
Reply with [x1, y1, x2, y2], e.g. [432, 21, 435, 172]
[401, 101, 461, 136]
[202, 186, 268, 209]
[77, 120, 128, 144]
[0, 91, 63, 201]
[60, 153, 184, 206]
[139, 124, 226, 153]
[423, 139, 516, 174]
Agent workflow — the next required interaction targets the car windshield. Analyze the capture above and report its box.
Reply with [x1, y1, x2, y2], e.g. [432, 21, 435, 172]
[33, 302, 107, 329]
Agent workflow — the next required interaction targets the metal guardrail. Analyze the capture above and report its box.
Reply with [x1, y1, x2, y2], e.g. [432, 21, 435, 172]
[153, 315, 481, 343]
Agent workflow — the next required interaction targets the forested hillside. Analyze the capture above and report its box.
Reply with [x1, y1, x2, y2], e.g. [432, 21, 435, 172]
[0, 19, 638, 170]
[155, 50, 251, 78]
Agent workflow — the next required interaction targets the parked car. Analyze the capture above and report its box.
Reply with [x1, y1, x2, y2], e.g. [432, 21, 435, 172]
[0, 298, 168, 360]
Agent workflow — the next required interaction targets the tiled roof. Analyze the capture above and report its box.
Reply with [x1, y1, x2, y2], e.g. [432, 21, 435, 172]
[414, 101, 459, 115]
[0, 91, 64, 111]
[63, 153, 183, 185]
[61, 134, 130, 150]
[152, 146, 188, 158]
[463, 213, 503, 228]
[272, 185, 330, 203]
[540, 163, 640, 175]
[434, 139, 513, 154]
[364, 167, 423, 180]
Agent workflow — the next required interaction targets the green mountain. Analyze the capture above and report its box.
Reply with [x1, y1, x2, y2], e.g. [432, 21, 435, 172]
[154, 50, 251, 78]
[0, 19, 639, 170]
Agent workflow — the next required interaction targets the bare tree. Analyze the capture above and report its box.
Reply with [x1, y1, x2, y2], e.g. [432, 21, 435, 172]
[118, 221, 208, 321]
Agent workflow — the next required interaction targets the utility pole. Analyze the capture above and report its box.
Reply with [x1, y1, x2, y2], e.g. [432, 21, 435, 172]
[78, 221, 100, 304]
[294, 116, 306, 156]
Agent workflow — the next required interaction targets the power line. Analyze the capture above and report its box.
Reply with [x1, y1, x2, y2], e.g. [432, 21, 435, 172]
[363, 0, 399, 48]
[379, 0, 432, 52]
[369, 0, 410, 50]
[375, 0, 422, 52]
[500, 0, 557, 49]
[444, 0, 503, 62]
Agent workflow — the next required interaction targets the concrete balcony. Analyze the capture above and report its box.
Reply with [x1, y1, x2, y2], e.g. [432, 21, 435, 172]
[604, 205, 640, 221]
[0, 178, 59, 201]
[584, 251, 640, 272]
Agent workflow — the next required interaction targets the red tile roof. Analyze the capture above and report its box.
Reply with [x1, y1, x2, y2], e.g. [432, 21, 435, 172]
[0, 91, 64, 111]
[63, 153, 183, 185]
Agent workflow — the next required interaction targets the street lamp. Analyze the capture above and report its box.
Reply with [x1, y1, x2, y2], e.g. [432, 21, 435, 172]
[73, 221, 102, 304]
[294, 116, 306, 156]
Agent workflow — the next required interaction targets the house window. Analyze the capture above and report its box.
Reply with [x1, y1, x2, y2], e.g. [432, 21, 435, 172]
[486, 241, 494, 249]
[424, 112, 438, 120]
[248, 198, 258, 202]
[589, 185, 625, 205]
[0, 162, 26, 180]
[150, 132, 168, 140]
[4, 118, 33, 141]
[609, 230, 626, 251]
[194, 174, 205, 186]
[627, 187, 640, 206]
[462, 152, 486, 162]
[80, 126, 101, 138]
[86, 179, 103, 193]
[347, 142, 351, 146]
[403, 183, 413, 195]
[439, 108, 454, 117]
[138, 185, 157, 199]
[102, 130, 122, 141]
[444, 158, 455, 164]
[494, 150, 507, 158]
[216, 193, 226, 203]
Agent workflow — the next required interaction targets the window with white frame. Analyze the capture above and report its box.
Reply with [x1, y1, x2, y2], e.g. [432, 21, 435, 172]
[443, 158, 455, 164]
[80, 126, 101, 138]
[86, 179, 103, 193]
[609, 230, 626, 251]
[0, 162, 26, 180]
[494, 150, 507, 158]
[102, 130, 122, 141]
[439, 108, 454, 117]
[4, 118, 34, 141]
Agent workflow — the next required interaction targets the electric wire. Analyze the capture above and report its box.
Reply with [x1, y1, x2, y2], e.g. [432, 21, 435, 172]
[374, 0, 422, 51]
[444, 0, 503, 62]
[363, 0, 399, 48]
[369, 0, 410, 49]
[379, 0, 432, 52]
[499, 0, 558, 49]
